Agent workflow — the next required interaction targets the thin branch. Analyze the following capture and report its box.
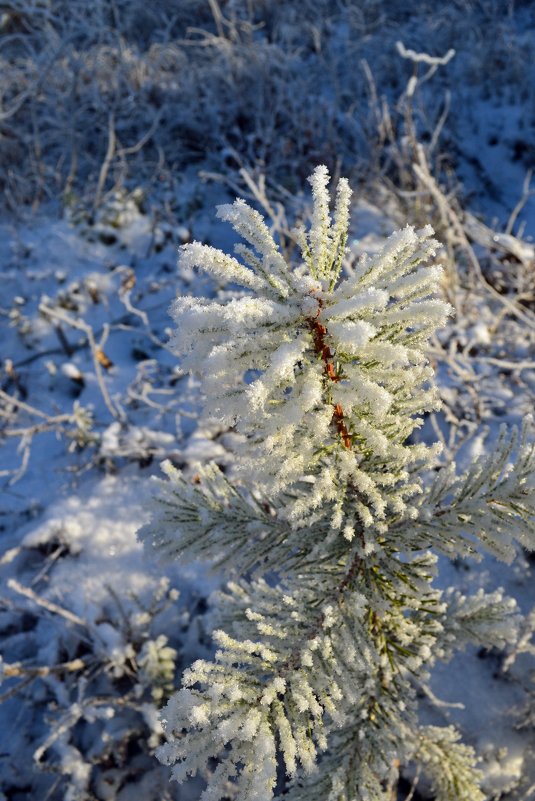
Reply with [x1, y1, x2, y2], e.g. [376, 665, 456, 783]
[7, 579, 87, 628]
[93, 110, 116, 211]
[3, 657, 87, 679]
[0, 388, 58, 421]
[38, 303, 125, 421]
[506, 169, 535, 236]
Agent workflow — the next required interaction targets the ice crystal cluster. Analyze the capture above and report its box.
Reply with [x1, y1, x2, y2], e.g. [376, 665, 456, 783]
[140, 167, 535, 801]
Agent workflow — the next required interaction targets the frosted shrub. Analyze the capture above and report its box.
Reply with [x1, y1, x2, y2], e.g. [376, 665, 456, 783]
[140, 167, 535, 801]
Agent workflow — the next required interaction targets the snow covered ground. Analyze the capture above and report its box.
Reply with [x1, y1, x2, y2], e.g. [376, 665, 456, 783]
[1, 2, 535, 799]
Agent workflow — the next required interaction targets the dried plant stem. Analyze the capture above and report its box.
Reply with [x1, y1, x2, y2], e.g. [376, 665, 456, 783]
[3, 657, 87, 679]
[7, 578, 86, 628]
[39, 303, 125, 421]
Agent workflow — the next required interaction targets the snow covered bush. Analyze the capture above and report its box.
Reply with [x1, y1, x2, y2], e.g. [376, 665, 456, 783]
[140, 166, 535, 801]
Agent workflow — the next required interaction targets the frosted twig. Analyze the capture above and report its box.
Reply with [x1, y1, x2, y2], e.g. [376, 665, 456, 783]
[34, 703, 84, 763]
[429, 90, 451, 154]
[416, 680, 465, 711]
[0, 546, 21, 566]
[0, 388, 62, 421]
[208, 0, 226, 40]
[7, 579, 86, 628]
[9, 436, 31, 485]
[114, 267, 171, 351]
[0, 388, 73, 437]
[506, 169, 535, 236]
[4, 420, 72, 437]
[39, 303, 125, 421]
[3, 657, 87, 679]
[475, 356, 535, 372]
[94, 110, 116, 211]
[396, 41, 455, 100]
[414, 146, 535, 332]
[119, 109, 164, 158]
[396, 41, 456, 67]
[464, 210, 535, 266]
[402, 766, 422, 801]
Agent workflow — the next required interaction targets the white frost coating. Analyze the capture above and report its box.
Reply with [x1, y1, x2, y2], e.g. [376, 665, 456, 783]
[168, 167, 451, 528]
[178, 242, 268, 291]
[217, 199, 292, 286]
[307, 164, 333, 277]
[327, 320, 376, 352]
[268, 337, 309, 382]
[323, 288, 388, 320]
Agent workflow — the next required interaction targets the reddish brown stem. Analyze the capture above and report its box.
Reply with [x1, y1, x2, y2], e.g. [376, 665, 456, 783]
[308, 312, 351, 450]
[333, 403, 352, 449]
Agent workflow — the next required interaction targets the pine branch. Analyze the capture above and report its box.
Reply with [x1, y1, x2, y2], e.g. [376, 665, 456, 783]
[140, 166, 534, 801]
[412, 419, 535, 561]
[414, 726, 485, 801]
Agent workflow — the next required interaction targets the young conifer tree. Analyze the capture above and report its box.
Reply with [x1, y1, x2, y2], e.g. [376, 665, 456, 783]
[140, 166, 535, 801]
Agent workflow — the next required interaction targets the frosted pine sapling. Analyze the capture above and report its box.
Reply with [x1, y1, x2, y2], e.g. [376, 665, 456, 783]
[140, 166, 535, 801]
